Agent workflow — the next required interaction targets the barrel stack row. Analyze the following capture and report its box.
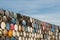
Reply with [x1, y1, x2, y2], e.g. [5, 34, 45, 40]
[0, 9, 60, 40]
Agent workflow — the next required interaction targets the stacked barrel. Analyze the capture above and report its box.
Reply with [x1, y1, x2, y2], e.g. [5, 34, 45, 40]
[0, 9, 60, 40]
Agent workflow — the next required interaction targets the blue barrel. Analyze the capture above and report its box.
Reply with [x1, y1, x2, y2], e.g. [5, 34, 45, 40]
[6, 23, 10, 30]
[51, 24, 54, 32]
[22, 20, 26, 26]
[11, 37, 15, 40]
[33, 28, 36, 33]
[11, 18, 16, 24]
[33, 23, 37, 29]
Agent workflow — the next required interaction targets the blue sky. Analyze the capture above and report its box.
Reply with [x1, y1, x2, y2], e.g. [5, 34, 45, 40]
[0, 0, 60, 26]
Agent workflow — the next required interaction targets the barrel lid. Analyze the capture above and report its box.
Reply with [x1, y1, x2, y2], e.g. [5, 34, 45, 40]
[23, 31, 26, 37]
[16, 31, 19, 37]
[18, 25, 22, 31]
[31, 37, 33, 40]
[3, 29, 8, 36]
[3, 16, 7, 22]
[0, 31, 2, 36]
[26, 37, 28, 40]
[0, 28, 2, 31]
[1, 36, 5, 40]
[30, 17, 33, 23]
[14, 24, 18, 31]
[22, 20, 26, 26]
[9, 11, 13, 18]
[16, 20, 19, 25]
[10, 23, 14, 30]
[8, 29, 12, 37]
[13, 30, 16, 37]
[28, 27, 30, 32]
[19, 37, 22, 40]
[13, 12, 17, 19]
[1, 22, 6, 29]
[5, 10, 10, 17]
[0, 9, 4, 16]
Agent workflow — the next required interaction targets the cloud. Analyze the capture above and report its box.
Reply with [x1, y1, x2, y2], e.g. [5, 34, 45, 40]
[27, 12, 60, 26]
[0, 0, 60, 26]
[0, 0, 60, 10]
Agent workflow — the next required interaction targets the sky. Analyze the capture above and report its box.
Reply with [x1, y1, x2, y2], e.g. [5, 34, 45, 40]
[0, 0, 60, 26]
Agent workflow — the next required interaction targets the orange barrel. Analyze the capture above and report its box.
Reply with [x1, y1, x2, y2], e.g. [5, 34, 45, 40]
[8, 29, 12, 37]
